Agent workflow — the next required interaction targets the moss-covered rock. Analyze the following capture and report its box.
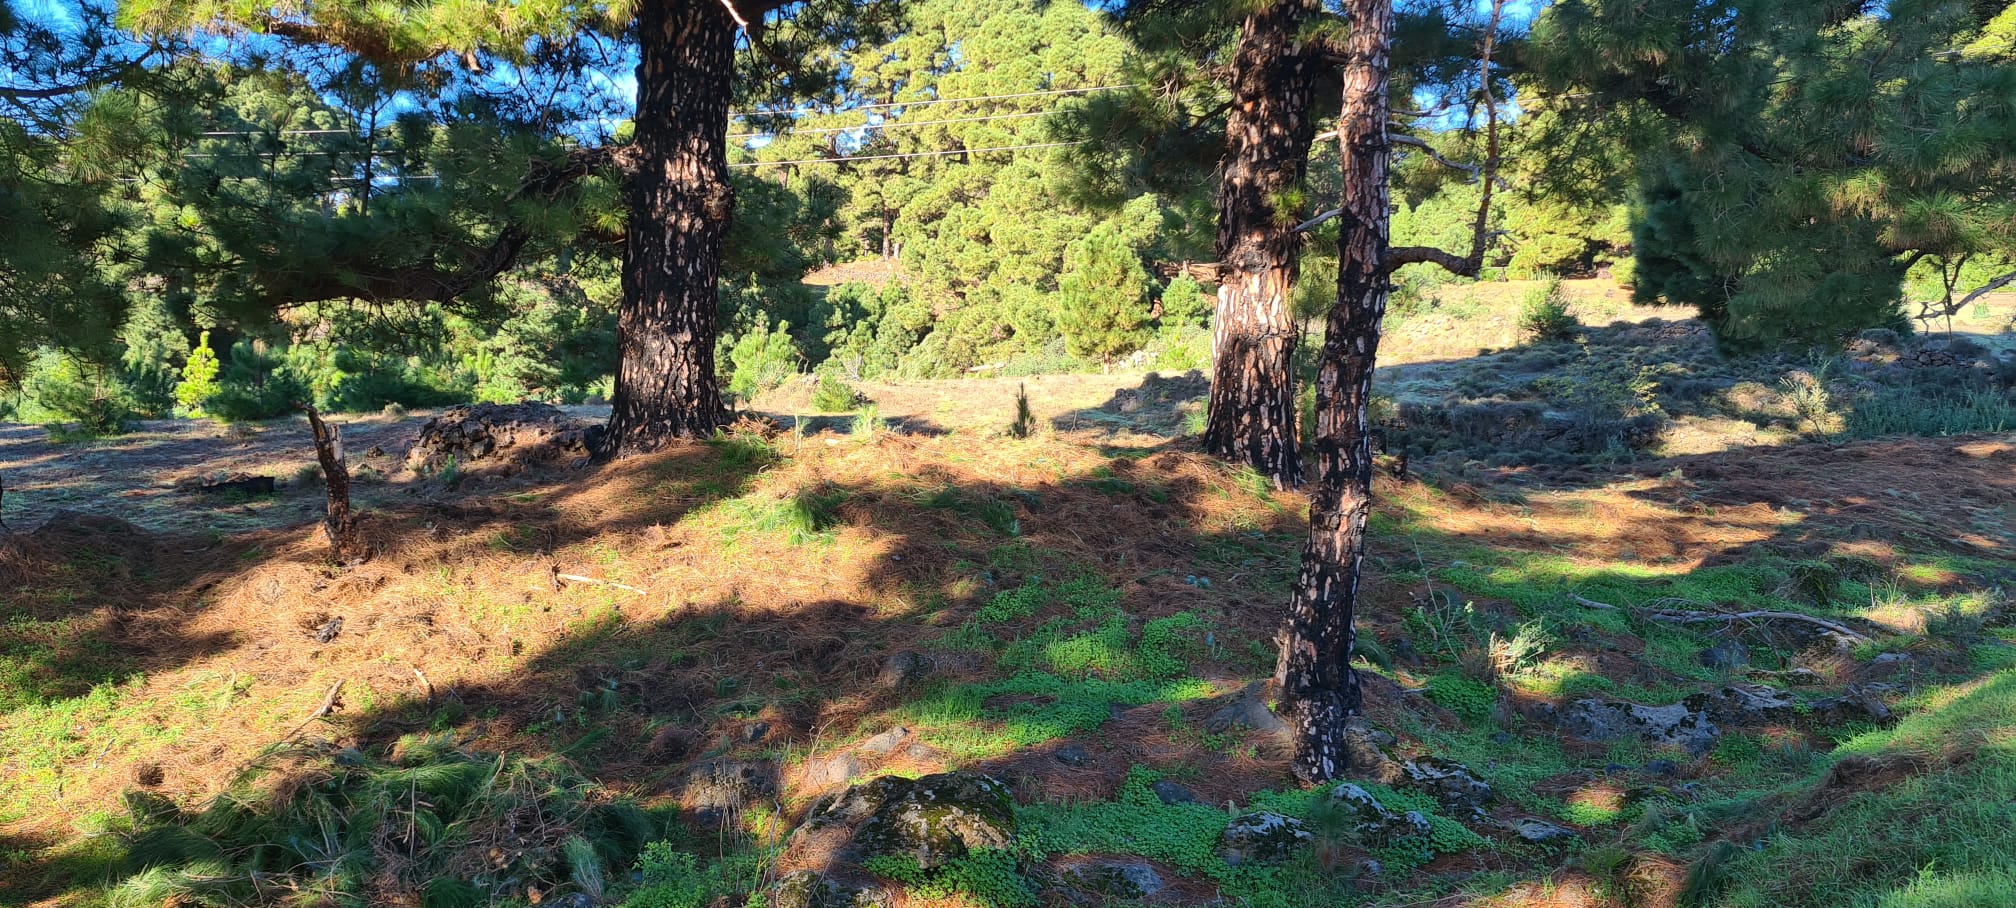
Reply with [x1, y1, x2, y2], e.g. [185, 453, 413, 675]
[1054, 855, 1165, 899]
[1217, 811, 1311, 866]
[1400, 757, 1494, 820]
[771, 870, 892, 908]
[1330, 783, 1431, 844]
[842, 772, 1016, 869]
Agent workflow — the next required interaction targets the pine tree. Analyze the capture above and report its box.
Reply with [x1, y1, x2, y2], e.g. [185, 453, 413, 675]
[1078, 1, 1504, 487]
[1529, 0, 2016, 345]
[118, 0, 898, 452]
[0, 1, 146, 387]
[173, 331, 221, 417]
[1057, 224, 1154, 367]
[1159, 275, 1211, 328]
[1279, 0, 1510, 782]
[1077, 0, 1328, 488]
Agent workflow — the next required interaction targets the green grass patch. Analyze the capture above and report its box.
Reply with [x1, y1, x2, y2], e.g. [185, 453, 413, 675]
[891, 672, 1217, 762]
[1709, 669, 2016, 907]
[713, 484, 849, 546]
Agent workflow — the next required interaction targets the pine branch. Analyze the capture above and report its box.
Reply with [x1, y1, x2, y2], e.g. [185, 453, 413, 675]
[1375, 0, 1509, 277]
[1389, 134, 1483, 181]
[721, 0, 801, 77]
[1958, 268, 2016, 309]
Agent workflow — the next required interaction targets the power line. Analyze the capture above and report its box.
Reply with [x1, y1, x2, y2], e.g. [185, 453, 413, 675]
[728, 107, 1057, 140]
[730, 140, 1084, 169]
[180, 86, 1128, 140]
[198, 128, 360, 137]
[728, 84, 1128, 120]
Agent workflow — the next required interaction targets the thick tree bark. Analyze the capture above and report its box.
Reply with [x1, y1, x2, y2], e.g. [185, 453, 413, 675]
[1277, 0, 1395, 783]
[604, 0, 736, 454]
[304, 406, 368, 564]
[1203, 0, 1322, 490]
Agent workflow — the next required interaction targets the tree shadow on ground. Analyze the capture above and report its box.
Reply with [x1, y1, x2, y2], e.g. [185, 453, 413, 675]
[11, 417, 2013, 905]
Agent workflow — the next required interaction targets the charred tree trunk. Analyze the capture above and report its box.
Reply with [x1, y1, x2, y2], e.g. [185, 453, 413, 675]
[1204, 0, 1322, 490]
[604, 0, 735, 455]
[1277, 0, 1394, 783]
[304, 406, 368, 564]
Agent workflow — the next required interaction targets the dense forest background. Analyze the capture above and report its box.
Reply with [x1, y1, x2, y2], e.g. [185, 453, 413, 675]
[3, 0, 1674, 431]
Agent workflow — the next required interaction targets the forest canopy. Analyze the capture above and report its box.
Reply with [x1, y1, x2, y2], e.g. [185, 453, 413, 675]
[0, 0, 2010, 429]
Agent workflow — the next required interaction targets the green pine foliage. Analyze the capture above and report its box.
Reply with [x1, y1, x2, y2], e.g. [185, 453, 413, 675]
[724, 316, 800, 402]
[1517, 277, 1577, 342]
[1531, 0, 2016, 346]
[810, 369, 863, 413]
[120, 297, 191, 416]
[1057, 224, 1154, 365]
[17, 351, 133, 435]
[171, 331, 221, 418]
[1158, 275, 1212, 328]
[105, 736, 661, 908]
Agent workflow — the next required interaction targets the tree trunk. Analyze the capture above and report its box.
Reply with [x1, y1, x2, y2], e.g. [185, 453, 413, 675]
[1204, 0, 1322, 490]
[604, 0, 735, 454]
[304, 406, 369, 564]
[1277, 0, 1394, 783]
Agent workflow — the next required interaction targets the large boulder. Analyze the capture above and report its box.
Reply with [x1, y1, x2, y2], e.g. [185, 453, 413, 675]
[812, 772, 1016, 870]
[1559, 698, 1720, 755]
[405, 402, 599, 475]
[1218, 811, 1311, 866]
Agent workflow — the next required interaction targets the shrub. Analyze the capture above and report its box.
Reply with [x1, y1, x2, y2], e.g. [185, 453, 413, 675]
[1778, 366, 1841, 436]
[852, 403, 881, 437]
[724, 316, 799, 401]
[811, 370, 863, 413]
[172, 332, 222, 418]
[1518, 277, 1577, 342]
[1145, 324, 1212, 372]
[1158, 275, 1212, 328]
[207, 339, 307, 422]
[107, 738, 659, 908]
[1607, 255, 1638, 290]
[1845, 387, 2016, 438]
[120, 296, 190, 416]
[20, 351, 132, 435]
[1008, 383, 1036, 438]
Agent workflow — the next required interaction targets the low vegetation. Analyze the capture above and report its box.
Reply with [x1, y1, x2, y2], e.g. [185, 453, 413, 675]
[3, 291, 2012, 904]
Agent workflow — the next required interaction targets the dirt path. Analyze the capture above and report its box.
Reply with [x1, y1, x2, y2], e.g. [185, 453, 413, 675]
[0, 370, 1189, 535]
[0, 414, 440, 534]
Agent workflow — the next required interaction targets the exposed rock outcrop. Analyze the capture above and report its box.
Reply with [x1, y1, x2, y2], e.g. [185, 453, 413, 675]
[406, 402, 598, 475]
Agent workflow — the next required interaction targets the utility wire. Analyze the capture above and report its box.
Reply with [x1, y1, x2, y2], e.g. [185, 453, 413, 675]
[727, 107, 1057, 140]
[184, 86, 1128, 139]
[191, 103, 1067, 153]
[729, 84, 1127, 119]
[730, 140, 1083, 168]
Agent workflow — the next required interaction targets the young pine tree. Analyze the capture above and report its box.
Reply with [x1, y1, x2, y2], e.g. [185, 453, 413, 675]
[1057, 225, 1154, 368]
[173, 331, 221, 418]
